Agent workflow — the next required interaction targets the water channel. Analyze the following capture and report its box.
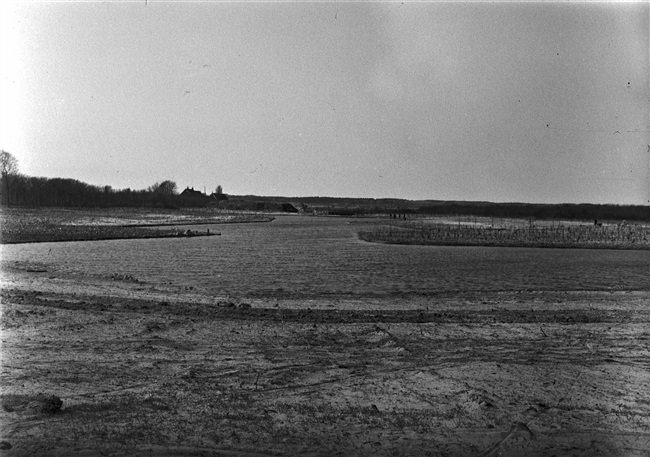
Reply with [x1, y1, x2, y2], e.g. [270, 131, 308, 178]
[3, 215, 648, 298]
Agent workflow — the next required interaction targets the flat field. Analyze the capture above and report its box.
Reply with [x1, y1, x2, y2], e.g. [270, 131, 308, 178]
[1, 209, 649, 456]
[0, 208, 274, 244]
[1, 263, 649, 456]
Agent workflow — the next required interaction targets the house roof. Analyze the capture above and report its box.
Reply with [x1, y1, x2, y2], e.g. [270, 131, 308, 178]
[180, 187, 204, 197]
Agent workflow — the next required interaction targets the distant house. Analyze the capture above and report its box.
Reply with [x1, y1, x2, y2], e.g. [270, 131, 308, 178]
[180, 187, 204, 198]
[209, 192, 229, 201]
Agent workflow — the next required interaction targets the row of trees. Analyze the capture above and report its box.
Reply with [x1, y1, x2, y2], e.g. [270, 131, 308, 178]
[417, 201, 650, 222]
[2, 149, 648, 220]
[0, 150, 224, 208]
[1, 174, 178, 207]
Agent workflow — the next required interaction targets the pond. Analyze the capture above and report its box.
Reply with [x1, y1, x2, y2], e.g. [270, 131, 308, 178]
[2, 215, 649, 298]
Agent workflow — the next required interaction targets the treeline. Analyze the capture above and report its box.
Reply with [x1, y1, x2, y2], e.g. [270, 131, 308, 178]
[0, 175, 211, 208]
[2, 173, 649, 221]
[235, 196, 650, 222]
[416, 202, 650, 222]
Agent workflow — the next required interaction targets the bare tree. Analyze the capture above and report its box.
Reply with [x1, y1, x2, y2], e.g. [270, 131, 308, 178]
[1, 150, 19, 205]
[147, 180, 178, 207]
[148, 180, 178, 196]
[158, 180, 177, 196]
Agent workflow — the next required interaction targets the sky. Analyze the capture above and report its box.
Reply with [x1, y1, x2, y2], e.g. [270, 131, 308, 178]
[1, 1, 648, 204]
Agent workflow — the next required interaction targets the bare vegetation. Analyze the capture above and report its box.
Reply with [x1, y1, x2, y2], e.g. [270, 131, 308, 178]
[359, 217, 650, 250]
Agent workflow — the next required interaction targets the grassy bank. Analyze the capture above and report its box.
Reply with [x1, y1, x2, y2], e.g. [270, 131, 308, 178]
[359, 218, 650, 250]
[0, 207, 274, 244]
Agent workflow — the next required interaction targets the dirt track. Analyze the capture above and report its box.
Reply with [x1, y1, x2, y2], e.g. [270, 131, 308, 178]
[1, 263, 649, 456]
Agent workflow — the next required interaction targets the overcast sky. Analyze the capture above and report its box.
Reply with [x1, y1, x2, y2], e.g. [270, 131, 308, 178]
[1, 1, 648, 204]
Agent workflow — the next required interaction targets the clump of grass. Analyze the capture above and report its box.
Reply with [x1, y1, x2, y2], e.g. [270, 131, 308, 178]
[1, 393, 63, 415]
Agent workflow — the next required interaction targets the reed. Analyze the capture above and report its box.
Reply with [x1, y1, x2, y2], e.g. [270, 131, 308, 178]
[359, 219, 650, 250]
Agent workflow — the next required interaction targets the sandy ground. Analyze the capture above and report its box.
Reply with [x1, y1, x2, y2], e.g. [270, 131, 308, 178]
[1, 261, 650, 456]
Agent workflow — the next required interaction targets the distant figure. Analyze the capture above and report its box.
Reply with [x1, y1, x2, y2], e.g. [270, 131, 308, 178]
[594, 219, 602, 227]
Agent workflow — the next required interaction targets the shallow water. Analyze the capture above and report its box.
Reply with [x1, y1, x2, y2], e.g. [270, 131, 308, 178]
[3, 215, 649, 298]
